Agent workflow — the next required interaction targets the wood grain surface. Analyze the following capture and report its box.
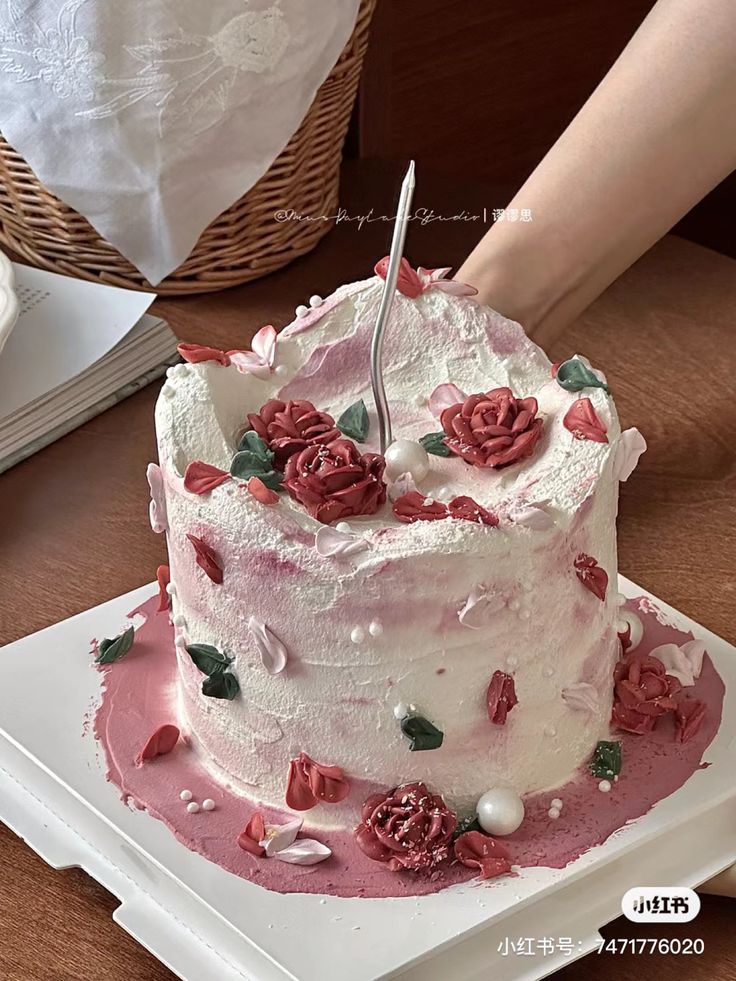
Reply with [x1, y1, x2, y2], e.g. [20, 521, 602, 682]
[0, 161, 733, 980]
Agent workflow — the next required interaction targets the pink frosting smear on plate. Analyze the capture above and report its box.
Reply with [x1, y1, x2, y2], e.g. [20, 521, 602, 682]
[92, 594, 724, 898]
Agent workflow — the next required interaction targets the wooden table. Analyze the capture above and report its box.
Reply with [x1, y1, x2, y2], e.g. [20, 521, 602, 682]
[0, 162, 734, 980]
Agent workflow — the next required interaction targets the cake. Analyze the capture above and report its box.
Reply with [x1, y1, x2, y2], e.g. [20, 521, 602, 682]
[99, 257, 719, 891]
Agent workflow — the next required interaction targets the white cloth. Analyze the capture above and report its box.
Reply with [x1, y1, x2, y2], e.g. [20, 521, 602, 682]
[0, 0, 360, 284]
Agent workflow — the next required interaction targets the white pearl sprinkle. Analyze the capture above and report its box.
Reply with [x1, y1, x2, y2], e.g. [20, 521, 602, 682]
[598, 780, 612, 793]
[350, 626, 365, 644]
[295, 304, 309, 318]
[162, 384, 175, 399]
[165, 582, 176, 595]
[385, 439, 430, 482]
[393, 702, 408, 720]
[179, 790, 193, 802]
[551, 798, 563, 809]
[166, 366, 176, 378]
[173, 363, 188, 378]
[368, 620, 383, 638]
[476, 788, 525, 836]
[548, 807, 560, 820]
[173, 614, 186, 628]
[319, 898, 327, 905]
[187, 801, 200, 813]
[202, 799, 216, 811]
[508, 598, 520, 612]
[309, 295, 323, 308]
[335, 521, 352, 534]
[274, 364, 288, 377]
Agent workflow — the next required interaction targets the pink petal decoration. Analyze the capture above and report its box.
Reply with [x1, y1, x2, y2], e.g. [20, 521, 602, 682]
[177, 342, 230, 366]
[248, 616, 288, 674]
[561, 682, 599, 715]
[272, 838, 332, 865]
[512, 502, 555, 530]
[428, 382, 467, 418]
[574, 553, 608, 601]
[563, 398, 609, 443]
[612, 428, 647, 481]
[374, 256, 424, 298]
[146, 463, 168, 534]
[136, 724, 179, 764]
[259, 817, 303, 857]
[375, 256, 477, 299]
[246, 477, 280, 506]
[156, 564, 170, 613]
[229, 325, 277, 379]
[314, 525, 369, 558]
[458, 585, 506, 629]
[648, 640, 706, 687]
[183, 461, 230, 495]
[418, 266, 478, 297]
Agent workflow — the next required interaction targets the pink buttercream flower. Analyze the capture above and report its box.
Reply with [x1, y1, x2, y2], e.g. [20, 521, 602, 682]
[486, 671, 518, 725]
[354, 782, 457, 872]
[247, 398, 340, 469]
[612, 652, 682, 735]
[283, 440, 386, 525]
[285, 752, 350, 811]
[440, 387, 543, 468]
[374, 257, 477, 299]
[454, 830, 513, 880]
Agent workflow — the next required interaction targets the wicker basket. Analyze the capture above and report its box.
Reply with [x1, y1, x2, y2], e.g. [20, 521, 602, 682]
[0, 0, 375, 295]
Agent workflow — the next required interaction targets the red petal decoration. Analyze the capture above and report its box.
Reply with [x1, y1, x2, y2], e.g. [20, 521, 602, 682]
[486, 670, 518, 725]
[136, 723, 179, 764]
[550, 362, 561, 378]
[285, 752, 350, 811]
[392, 491, 449, 523]
[183, 461, 230, 495]
[177, 343, 230, 366]
[374, 256, 424, 298]
[246, 476, 279, 506]
[454, 831, 512, 880]
[447, 495, 499, 526]
[238, 813, 266, 857]
[186, 533, 223, 584]
[156, 564, 170, 612]
[676, 698, 706, 743]
[574, 553, 608, 601]
[563, 398, 608, 443]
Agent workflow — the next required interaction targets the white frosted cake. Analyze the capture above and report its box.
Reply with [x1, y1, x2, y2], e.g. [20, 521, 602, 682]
[148, 257, 648, 849]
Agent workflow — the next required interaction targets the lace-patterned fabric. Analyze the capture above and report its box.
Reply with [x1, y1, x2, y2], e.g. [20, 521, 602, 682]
[0, 0, 360, 283]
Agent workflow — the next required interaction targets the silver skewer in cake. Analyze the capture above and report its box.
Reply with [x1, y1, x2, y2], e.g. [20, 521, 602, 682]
[370, 160, 416, 455]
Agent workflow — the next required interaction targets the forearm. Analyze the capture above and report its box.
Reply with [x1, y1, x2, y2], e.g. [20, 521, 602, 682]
[458, 0, 736, 345]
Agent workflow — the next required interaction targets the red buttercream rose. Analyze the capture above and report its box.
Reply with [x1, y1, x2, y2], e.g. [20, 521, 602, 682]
[454, 830, 513, 880]
[283, 439, 386, 524]
[440, 387, 543, 468]
[247, 399, 340, 469]
[354, 782, 457, 872]
[612, 652, 682, 735]
[285, 752, 350, 810]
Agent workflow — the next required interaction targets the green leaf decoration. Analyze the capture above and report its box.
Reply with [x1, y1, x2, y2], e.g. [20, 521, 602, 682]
[419, 432, 451, 457]
[230, 453, 284, 489]
[337, 399, 369, 442]
[95, 625, 135, 664]
[186, 643, 233, 676]
[202, 671, 240, 700]
[401, 714, 444, 751]
[590, 739, 622, 779]
[237, 430, 274, 463]
[452, 815, 482, 840]
[556, 358, 610, 394]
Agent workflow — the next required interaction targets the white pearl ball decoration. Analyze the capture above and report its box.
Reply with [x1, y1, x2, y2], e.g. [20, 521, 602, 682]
[598, 780, 612, 793]
[385, 439, 430, 482]
[202, 799, 216, 811]
[551, 797, 563, 809]
[179, 789, 193, 802]
[274, 364, 288, 377]
[309, 295, 323, 308]
[368, 620, 383, 638]
[335, 521, 352, 534]
[476, 788, 525, 836]
[350, 626, 366, 645]
[295, 304, 309, 318]
[548, 807, 560, 820]
[617, 609, 644, 652]
[186, 801, 200, 814]
[393, 702, 408, 720]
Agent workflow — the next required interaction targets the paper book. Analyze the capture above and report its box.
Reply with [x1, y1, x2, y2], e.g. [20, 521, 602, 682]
[0, 264, 179, 474]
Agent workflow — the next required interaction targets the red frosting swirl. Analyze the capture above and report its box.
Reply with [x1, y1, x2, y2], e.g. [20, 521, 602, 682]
[247, 399, 341, 470]
[283, 439, 386, 524]
[454, 830, 512, 880]
[354, 782, 457, 872]
[440, 387, 543, 468]
[285, 752, 350, 810]
[612, 652, 682, 734]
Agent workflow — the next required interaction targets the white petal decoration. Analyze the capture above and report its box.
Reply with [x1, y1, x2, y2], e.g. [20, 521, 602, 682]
[612, 428, 647, 482]
[562, 682, 599, 715]
[229, 325, 277, 380]
[146, 463, 168, 534]
[616, 609, 644, 651]
[259, 818, 303, 857]
[418, 267, 478, 297]
[387, 471, 419, 502]
[428, 382, 466, 418]
[649, 639, 706, 687]
[248, 617, 289, 674]
[458, 585, 506, 629]
[512, 502, 555, 530]
[314, 525, 370, 558]
[273, 838, 332, 865]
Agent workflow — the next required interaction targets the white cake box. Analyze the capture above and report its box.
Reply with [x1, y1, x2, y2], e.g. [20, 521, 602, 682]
[0, 576, 734, 981]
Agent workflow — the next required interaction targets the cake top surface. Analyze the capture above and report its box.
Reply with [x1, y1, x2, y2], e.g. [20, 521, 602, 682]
[155, 264, 620, 550]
